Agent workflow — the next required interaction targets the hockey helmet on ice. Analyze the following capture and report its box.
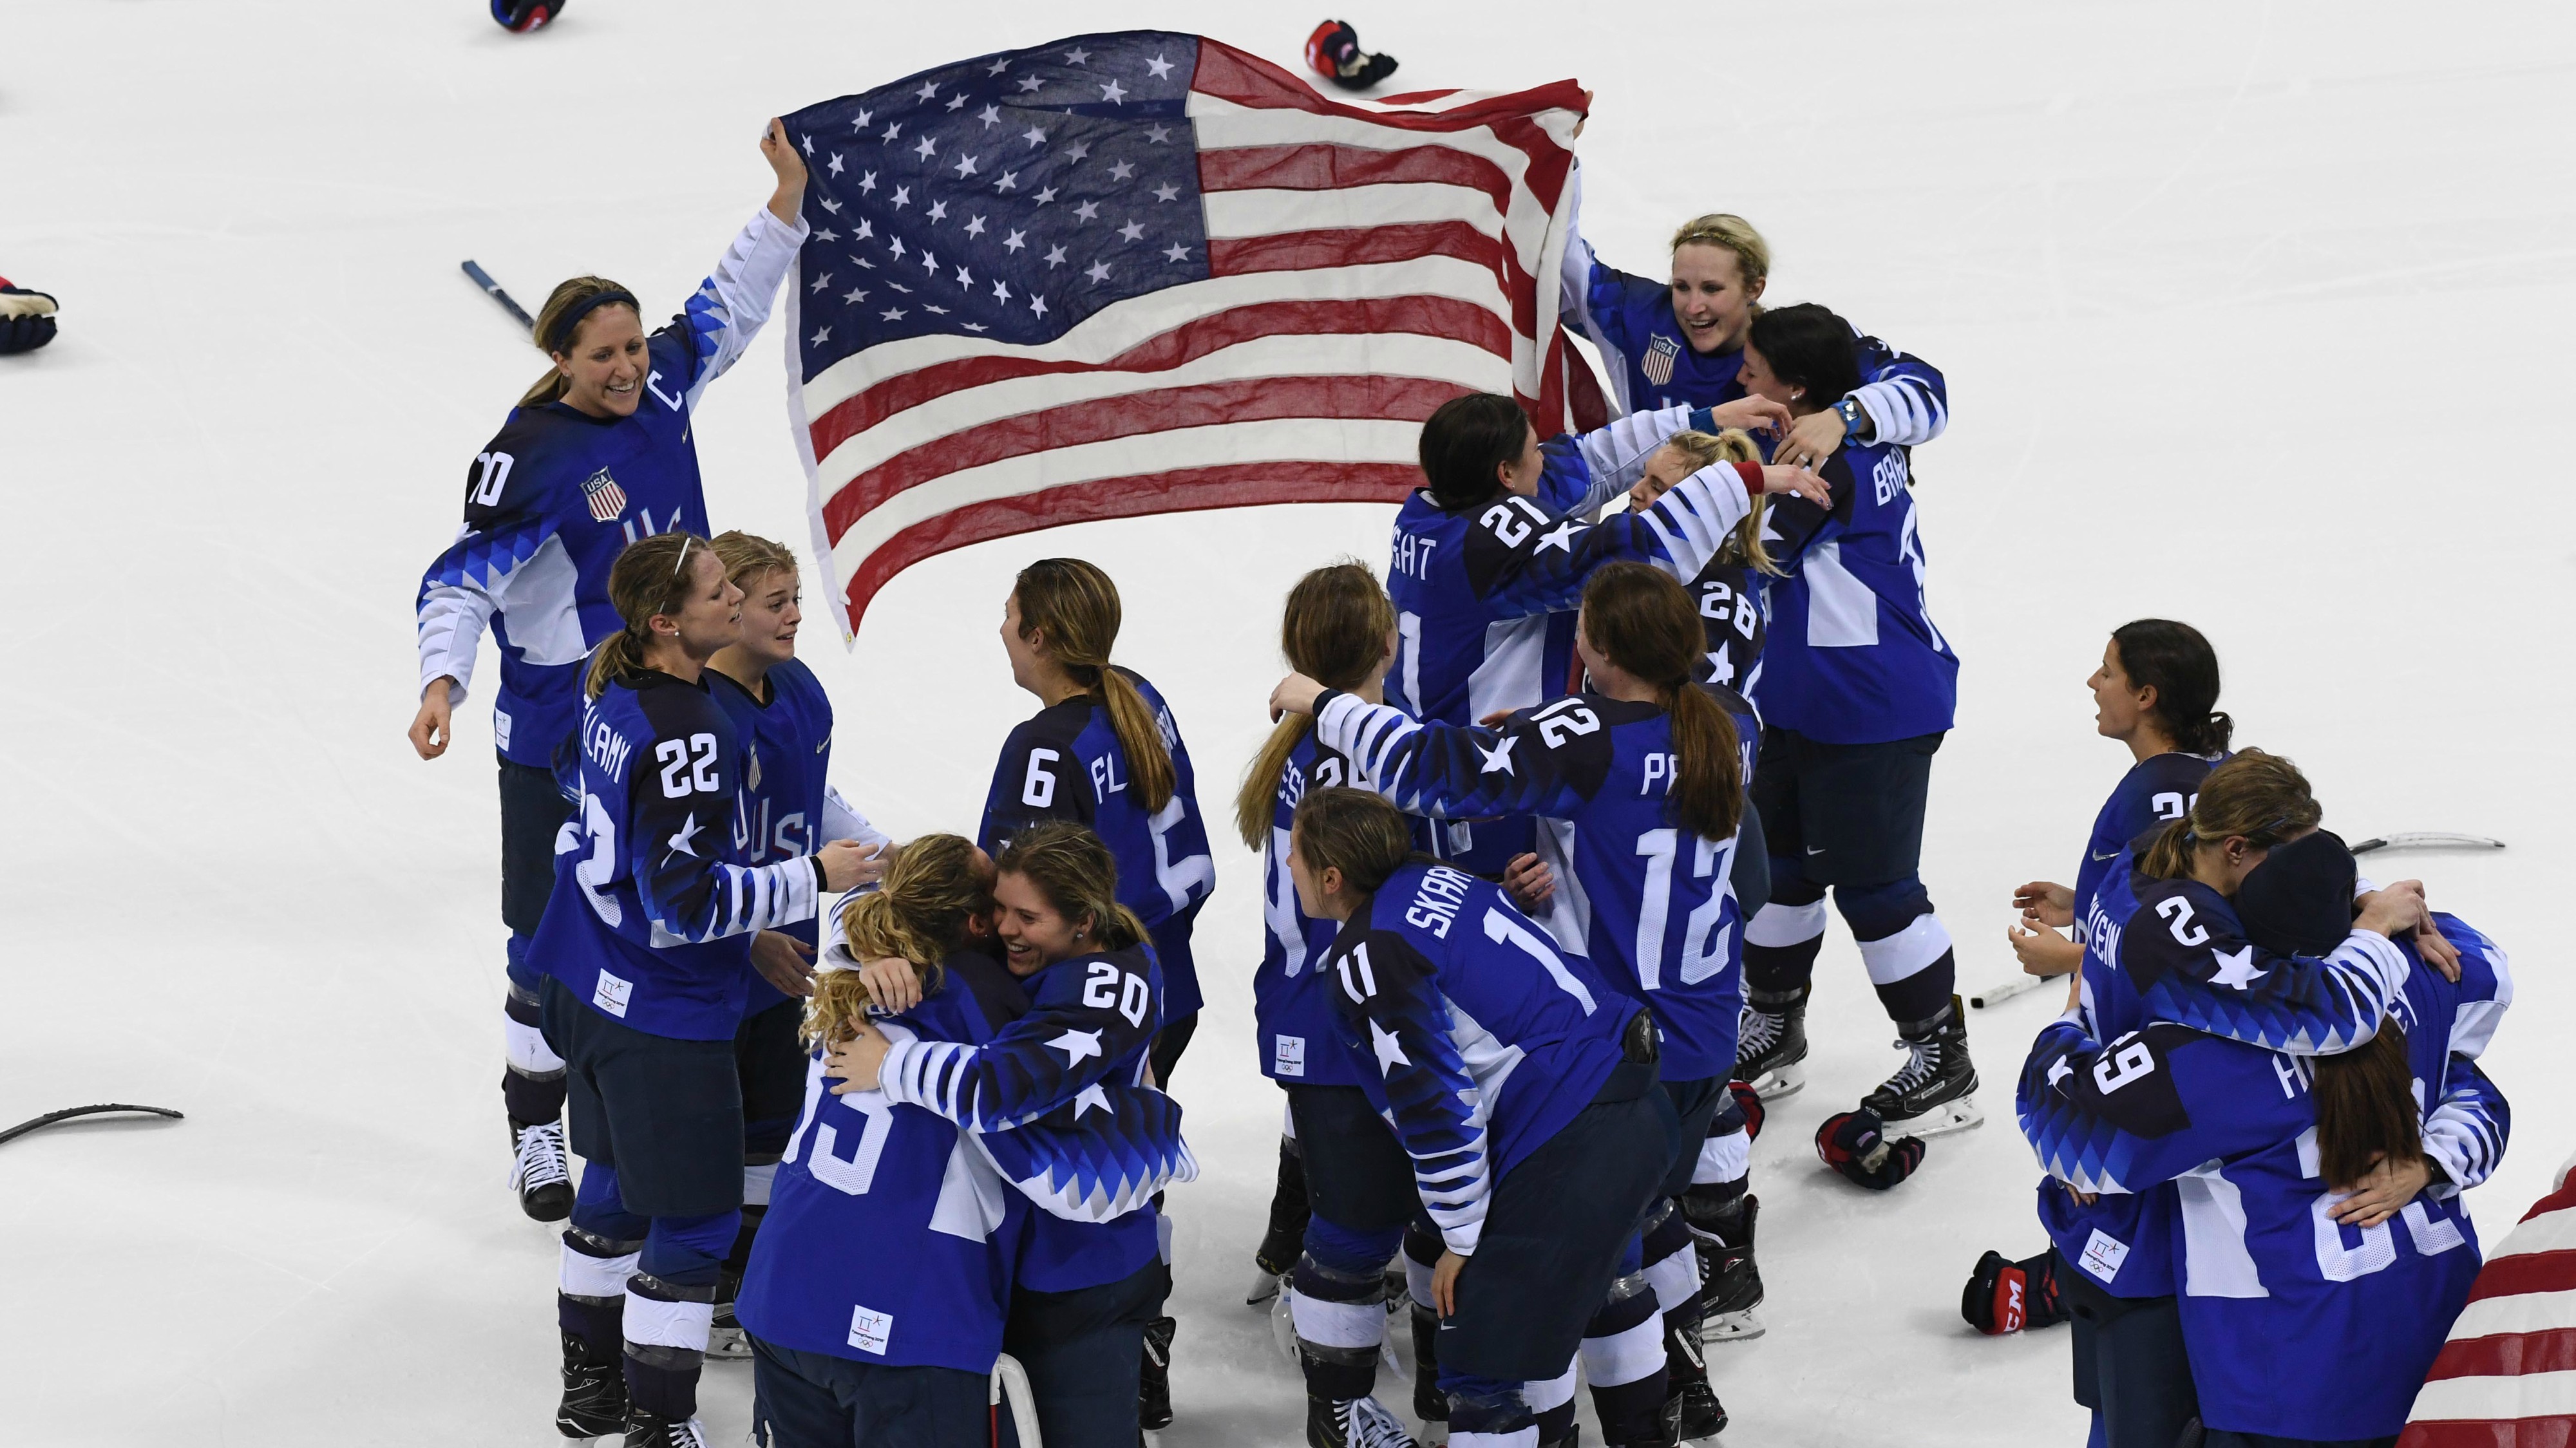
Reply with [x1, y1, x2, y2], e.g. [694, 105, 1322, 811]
[491, 0, 563, 33]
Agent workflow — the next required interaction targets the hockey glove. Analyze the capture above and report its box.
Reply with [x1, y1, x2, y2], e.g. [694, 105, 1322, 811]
[1960, 1249, 2068, 1334]
[1728, 1078, 1766, 1142]
[1304, 20, 1398, 91]
[491, 0, 564, 33]
[1814, 1109, 1924, 1191]
[0, 281, 57, 355]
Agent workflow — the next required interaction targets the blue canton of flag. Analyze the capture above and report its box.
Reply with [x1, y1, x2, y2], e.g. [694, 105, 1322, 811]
[789, 33, 1209, 374]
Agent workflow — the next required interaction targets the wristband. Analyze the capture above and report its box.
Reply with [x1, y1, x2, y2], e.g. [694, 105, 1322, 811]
[1835, 395, 1868, 441]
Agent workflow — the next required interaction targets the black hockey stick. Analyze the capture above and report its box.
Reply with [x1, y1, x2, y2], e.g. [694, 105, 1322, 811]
[2351, 831, 2506, 855]
[0, 1103, 184, 1149]
[460, 259, 536, 334]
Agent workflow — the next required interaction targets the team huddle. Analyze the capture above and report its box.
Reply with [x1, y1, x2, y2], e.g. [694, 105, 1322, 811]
[408, 110, 2509, 1448]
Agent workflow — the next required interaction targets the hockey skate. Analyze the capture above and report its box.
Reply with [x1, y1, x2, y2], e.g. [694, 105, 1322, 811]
[621, 1408, 712, 1447]
[555, 1331, 627, 1440]
[703, 1305, 750, 1361]
[1731, 985, 1809, 1100]
[1308, 1393, 1421, 1448]
[1140, 1315, 1177, 1430]
[511, 1118, 575, 1222]
[1251, 1139, 1309, 1306]
[1692, 1193, 1765, 1344]
[1410, 1303, 1449, 1445]
[1663, 1375, 1728, 1445]
[1863, 995, 1982, 1138]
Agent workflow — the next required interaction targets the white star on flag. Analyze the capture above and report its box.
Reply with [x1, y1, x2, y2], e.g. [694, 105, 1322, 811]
[1100, 79, 1128, 103]
[1146, 53, 1174, 78]
[1065, 46, 1090, 64]
[827, 153, 843, 176]
[1163, 242, 1189, 262]
[1152, 182, 1179, 202]
[1086, 260, 1112, 283]
[1117, 220, 1145, 242]
[914, 80, 939, 100]
[914, 135, 937, 160]
[1108, 159, 1136, 181]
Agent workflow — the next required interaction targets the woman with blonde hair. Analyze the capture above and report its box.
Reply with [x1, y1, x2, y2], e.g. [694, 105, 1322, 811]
[1557, 167, 1949, 469]
[408, 118, 811, 1223]
[1625, 427, 1780, 694]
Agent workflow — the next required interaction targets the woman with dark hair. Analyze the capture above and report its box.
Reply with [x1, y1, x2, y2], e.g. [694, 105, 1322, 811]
[1725, 303, 1971, 1139]
[1274, 562, 1768, 1441]
[408, 120, 810, 1219]
[1287, 786, 1674, 1448]
[1553, 170, 1949, 469]
[1388, 391, 1824, 876]
[531, 533, 876, 1448]
[2006, 619, 2234, 981]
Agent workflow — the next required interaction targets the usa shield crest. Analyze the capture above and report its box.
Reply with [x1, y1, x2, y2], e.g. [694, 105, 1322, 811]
[582, 469, 628, 523]
[1642, 334, 1680, 388]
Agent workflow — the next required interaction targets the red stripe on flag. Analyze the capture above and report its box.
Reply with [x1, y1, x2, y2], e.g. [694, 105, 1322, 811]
[2398, 1414, 2576, 1447]
[842, 462, 1421, 628]
[2521, 1187, 2576, 1227]
[820, 373, 1471, 539]
[1207, 222, 1535, 335]
[1197, 143, 1512, 215]
[2468, 1251, 2576, 1305]
[1372, 88, 1463, 105]
[1189, 38, 1587, 138]
[2427, 1327, 2576, 1382]
[806, 296, 1513, 461]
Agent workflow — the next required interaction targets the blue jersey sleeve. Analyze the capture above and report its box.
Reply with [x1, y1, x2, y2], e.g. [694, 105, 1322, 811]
[2123, 879, 2404, 1054]
[1329, 928, 1499, 1254]
[877, 950, 1158, 1133]
[1312, 692, 1604, 823]
[416, 421, 578, 704]
[1455, 460, 1752, 621]
[1847, 330, 1949, 447]
[2421, 1057, 2508, 1198]
[2018, 1015, 2315, 1195]
[1537, 404, 1712, 518]
[624, 712, 820, 944]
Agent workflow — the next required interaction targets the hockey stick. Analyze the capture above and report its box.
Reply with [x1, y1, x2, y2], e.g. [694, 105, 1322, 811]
[0, 1103, 184, 1149]
[990, 1352, 1041, 1447]
[2351, 832, 2506, 855]
[1968, 974, 2053, 1010]
[460, 259, 536, 333]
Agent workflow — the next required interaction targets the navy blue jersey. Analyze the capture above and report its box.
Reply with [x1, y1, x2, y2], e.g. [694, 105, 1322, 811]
[711, 660, 893, 1013]
[2018, 914, 2510, 1440]
[733, 972, 1025, 1374]
[978, 670, 1214, 1019]
[1321, 861, 1638, 1254]
[1254, 724, 1412, 1088]
[1387, 408, 1754, 746]
[1556, 169, 1947, 438]
[2070, 753, 2218, 929]
[1318, 687, 1758, 1082]
[876, 943, 1168, 1294]
[1684, 558, 1770, 699]
[416, 208, 807, 768]
[530, 672, 820, 1040]
[1748, 439, 1959, 744]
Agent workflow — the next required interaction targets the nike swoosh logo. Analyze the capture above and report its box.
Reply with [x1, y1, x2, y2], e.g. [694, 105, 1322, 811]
[1805, 847, 1826, 855]
[2091, 850, 2120, 861]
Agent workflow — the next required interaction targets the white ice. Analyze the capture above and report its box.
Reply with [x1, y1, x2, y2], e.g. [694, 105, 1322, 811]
[6, 2, 2573, 1443]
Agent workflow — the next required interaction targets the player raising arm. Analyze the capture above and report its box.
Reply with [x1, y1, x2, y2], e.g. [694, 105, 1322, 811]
[1623, 427, 1784, 697]
[408, 120, 810, 1220]
[1556, 164, 1947, 468]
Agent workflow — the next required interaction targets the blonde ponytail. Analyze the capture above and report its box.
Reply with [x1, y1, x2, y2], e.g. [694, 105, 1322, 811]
[804, 834, 995, 1048]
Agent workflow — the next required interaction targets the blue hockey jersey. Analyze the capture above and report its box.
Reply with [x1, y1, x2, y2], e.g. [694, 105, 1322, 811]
[2018, 914, 2512, 1439]
[1253, 724, 1416, 1089]
[876, 942, 1170, 1294]
[1685, 558, 1770, 699]
[710, 659, 891, 1014]
[416, 207, 808, 769]
[531, 672, 821, 1040]
[2070, 753, 2217, 931]
[1556, 167, 1947, 439]
[1749, 438, 1958, 744]
[979, 670, 1215, 1020]
[1320, 861, 1638, 1254]
[1317, 687, 1760, 1084]
[733, 972, 1025, 1374]
[1387, 406, 1754, 740]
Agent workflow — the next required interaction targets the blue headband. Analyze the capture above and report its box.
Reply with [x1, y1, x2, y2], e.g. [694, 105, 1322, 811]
[545, 288, 639, 352]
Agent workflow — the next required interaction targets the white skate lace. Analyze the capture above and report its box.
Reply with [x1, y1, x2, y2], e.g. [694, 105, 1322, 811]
[1879, 1037, 1939, 1096]
[1737, 1004, 1781, 1057]
[1346, 1396, 1420, 1448]
[511, 1120, 570, 1192]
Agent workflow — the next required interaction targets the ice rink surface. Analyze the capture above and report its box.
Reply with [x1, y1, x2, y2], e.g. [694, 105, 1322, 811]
[6, 2, 2575, 1442]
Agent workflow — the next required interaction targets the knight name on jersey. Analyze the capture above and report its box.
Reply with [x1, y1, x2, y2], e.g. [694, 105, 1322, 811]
[1402, 863, 1475, 940]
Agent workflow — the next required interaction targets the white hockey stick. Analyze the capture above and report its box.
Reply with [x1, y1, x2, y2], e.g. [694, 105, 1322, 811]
[990, 1353, 1041, 1447]
[1967, 974, 2052, 1009]
[2350, 832, 2505, 855]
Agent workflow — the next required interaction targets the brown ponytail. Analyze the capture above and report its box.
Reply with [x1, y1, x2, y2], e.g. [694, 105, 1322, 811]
[2311, 1022, 2425, 1187]
[1012, 559, 1175, 813]
[2135, 749, 2320, 882]
[806, 833, 994, 1046]
[584, 532, 708, 699]
[522, 276, 642, 408]
[1235, 562, 1396, 851]
[996, 820, 1148, 952]
[1578, 563, 1743, 840]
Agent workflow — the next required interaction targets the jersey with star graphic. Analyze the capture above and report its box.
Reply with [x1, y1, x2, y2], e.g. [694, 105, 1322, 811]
[873, 941, 1168, 1292]
[1318, 860, 1639, 1255]
[2119, 877, 2405, 1055]
[529, 670, 822, 1040]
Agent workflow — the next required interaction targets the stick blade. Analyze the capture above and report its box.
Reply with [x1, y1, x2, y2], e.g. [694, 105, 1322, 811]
[2349, 831, 2506, 855]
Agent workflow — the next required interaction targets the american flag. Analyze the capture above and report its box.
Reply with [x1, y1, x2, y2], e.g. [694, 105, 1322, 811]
[2400, 1157, 2576, 1447]
[779, 31, 1603, 637]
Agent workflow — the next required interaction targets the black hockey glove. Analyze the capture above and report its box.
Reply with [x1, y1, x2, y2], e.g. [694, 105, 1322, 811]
[490, 0, 564, 33]
[1304, 20, 1398, 91]
[1960, 1248, 2069, 1335]
[1814, 1109, 1924, 1191]
[0, 282, 57, 355]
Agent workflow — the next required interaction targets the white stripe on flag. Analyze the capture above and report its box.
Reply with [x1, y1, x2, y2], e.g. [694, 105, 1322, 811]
[1202, 183, 1510, 241]
[2446, 1286, 2576, 1342]
[2490, 1207, 2576, 1261]
[2409, 1368, 2576, 1422]
[829, 416, 1425, 572]
[1188, 94, 1551, 189]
